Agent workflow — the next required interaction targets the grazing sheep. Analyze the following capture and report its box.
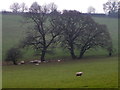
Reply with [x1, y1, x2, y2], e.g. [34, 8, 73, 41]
[76, 72, 83, 76]
[35, 63, 39, 66]
[30, 60, 41, 64]
[32, 60, 39, 63]
[38, 60, 41, 63]
[34, 60, 39, 63]
[58, 60, 61, 62]
[20, 61, 25, 64]
[43, 61, 46, 63]
[30, 61, 34, 63]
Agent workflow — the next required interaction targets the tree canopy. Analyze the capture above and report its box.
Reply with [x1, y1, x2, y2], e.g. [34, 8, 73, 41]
[19, 3, 113, 61]
[10, 2, 21, 13]
[87, 6, 96, 13]
[59, 10, 113, 59]
[103, 0, 119, 17]
[21, 3, 62, 61]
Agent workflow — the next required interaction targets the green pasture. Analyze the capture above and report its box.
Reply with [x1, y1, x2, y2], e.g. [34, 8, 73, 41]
[2, 56, 118, 88]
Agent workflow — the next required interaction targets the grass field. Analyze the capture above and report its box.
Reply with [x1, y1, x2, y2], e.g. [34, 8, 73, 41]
[2, 14, 118, 61]
[2, 56, 118, 88]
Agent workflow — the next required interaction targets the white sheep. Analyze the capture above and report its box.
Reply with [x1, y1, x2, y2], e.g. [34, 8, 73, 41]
[30, 61, 34, 63]
[43, 61, 46, 63]
[20, 61, 25, 64]
[32, 60, 39, 63]
[76, 72, 83, 76]
[35, 63, 39, 66]
[34, 60, 38, 61]
[38, 60, 41, 63]
[58, 60, 61, 62]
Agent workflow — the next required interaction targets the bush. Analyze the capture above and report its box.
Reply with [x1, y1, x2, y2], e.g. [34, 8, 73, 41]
[5, 47, 22, 65]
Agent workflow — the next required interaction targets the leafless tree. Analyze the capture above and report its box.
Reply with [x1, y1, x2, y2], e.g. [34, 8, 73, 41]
[20, 2, 28, 12]
[21, 3, 62, 61]
[60, 10, 113, 59]
[77, 17, 113, 58]
[29, 2, 41, 13]
[60, 10, 84, 59]
[47, 2, 57, 13]
[103, 0, 119, 14]
[10, 2, 20, 13]
[87, 6, 96, 13]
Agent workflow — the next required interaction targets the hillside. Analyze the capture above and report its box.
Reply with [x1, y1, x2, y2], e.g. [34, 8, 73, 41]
[2, 14, 118, 60]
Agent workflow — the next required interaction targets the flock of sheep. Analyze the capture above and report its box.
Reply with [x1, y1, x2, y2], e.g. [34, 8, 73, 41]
[18, 60, 83, 76]
[18, 59, 61, 65]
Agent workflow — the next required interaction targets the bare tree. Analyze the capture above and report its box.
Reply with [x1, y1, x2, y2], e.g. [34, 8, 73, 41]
[60, 10, 84, 59]
[21, 3, 62, 62]
[20, 2, 28, 12]
[60, 10, 113, 59]
[47, 2, 57, 13]
[103, 0, 119, 14]
[29, 2, 41, 13]
[87, 6, 96, 13]
[10, 2, 20, 13]
[77, 17, 113, 58]
[118, 1, 120, 17]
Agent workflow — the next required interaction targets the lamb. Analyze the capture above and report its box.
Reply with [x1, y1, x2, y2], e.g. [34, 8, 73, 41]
[76, 72, 83, 76]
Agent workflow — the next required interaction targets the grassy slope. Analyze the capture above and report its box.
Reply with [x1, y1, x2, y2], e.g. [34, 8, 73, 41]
[2, 14, 26, 59]
[92, 17, 118, 50]
[2, 56, 118, 88]
[2, 14, 118, 60]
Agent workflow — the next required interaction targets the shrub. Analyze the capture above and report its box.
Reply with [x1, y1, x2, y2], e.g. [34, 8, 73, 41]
[5, 47, 22, 65]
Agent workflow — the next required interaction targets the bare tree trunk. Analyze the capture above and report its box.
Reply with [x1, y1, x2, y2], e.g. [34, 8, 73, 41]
[41, 49, 46, 62]
[109, 52, 112, 56]
[79, 51, 84, 59]
[13, 60, 17, 65]
[70, 49, 76, 59]
[78, 48, 85, 59]
[69, 44, 76, 59]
